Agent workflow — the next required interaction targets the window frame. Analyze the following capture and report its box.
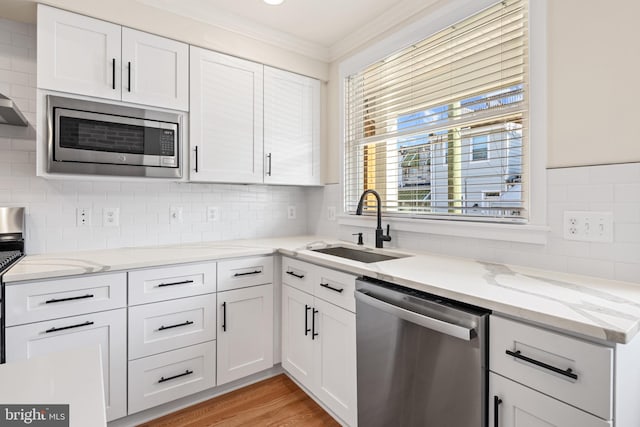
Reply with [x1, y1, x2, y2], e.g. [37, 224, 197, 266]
[337, 0, 548, 244]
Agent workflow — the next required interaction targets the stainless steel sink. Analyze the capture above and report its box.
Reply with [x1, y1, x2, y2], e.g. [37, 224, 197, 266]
[311, 245, 410, 263]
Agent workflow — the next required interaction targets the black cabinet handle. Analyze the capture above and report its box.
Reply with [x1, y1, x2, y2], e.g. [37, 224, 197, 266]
[494, 395, 502, 427]
[158, 320, 194, 331]
[233, 270, 261, 277]
[312, 308, 319, 340]
[127, 61, 131, 92]
[158, 370, 193, 384]
[45, 321, 94, 334]
[112, 58, 116, 90]
[320, 283, 344, 293]
[505, 349, 578, 380]
[194, 146, 199, 173]
[266, 153, 272, 176]
[45, 294, 94, 304]
[222, 302, 227, 332]
[158, 279, 194, 288]
[304, 304, 311, 336]
[286, 271, 305, 279]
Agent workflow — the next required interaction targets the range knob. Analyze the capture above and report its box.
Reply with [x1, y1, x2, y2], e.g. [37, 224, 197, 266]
[119, 155, 127, 162]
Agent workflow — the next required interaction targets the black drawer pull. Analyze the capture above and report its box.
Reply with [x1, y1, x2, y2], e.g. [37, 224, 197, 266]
[158, 320, 194, 331]
[286, 271, 305, 279]
[233, 270, 261, 277]
[112, 58, 116, 90]
[158, 280, 194, 288]
[45, 321, 94, 334]
[45, 294, 94, 304]
[158, 369, 193, 384]
[127, 61, 131, 92]
[320, 283, 344, 293]
[494, 395, 502, 427]
[506, 349, 578, 380]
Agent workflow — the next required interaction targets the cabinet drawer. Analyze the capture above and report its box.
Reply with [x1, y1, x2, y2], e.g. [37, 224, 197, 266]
[314, 266, 357, 312]
[282, 257, 315, 294]
[490, 315, 613, 420]
[128, 293, 217, 360]
[128, 341, 216, 414]
[5, 272, 126, 326]
[128, 262, 216, 305]
[217, 256, 273, 291]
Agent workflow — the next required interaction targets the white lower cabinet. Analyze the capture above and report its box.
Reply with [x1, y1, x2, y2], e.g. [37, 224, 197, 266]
[217, 284, 274, 385]
[128, 341, 216, 414]
[490, 373, 611, 427]
[5, 308, 127, 421]
[282, 284, 315, 390]
[282, 283, 357, 426]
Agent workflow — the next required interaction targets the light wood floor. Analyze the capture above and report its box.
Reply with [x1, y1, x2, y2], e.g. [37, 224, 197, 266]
[137, 374, 340, 427]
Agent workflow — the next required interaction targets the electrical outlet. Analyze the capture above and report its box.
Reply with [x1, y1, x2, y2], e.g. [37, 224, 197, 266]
[103, 207, 120, 227]
[207, 206, 219, 222]
[170, 206, 183, 225]
[76, 207, 92, 227]
[328, 206, 336, 221]
[563, 211, 613, 242]
[287, 205, 297, 219]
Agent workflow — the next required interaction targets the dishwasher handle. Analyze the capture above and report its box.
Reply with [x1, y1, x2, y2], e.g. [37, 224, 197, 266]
[355, 290, 476, 341]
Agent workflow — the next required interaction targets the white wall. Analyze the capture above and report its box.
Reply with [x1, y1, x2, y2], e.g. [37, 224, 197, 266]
[0, 19, 309, 254]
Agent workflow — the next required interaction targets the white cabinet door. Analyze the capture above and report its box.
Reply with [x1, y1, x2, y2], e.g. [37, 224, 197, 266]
[313, 297, 357, 427]
[489, 373, 611, 427]
[121, 28, 189, 110]
[217, 284, 274, 385]
[190, 47, 264, 183]
[264, 66, 320, 186]
[37, 4, 121, 100]
[5, 309, 127, 422]
[282, 284, 315, 391]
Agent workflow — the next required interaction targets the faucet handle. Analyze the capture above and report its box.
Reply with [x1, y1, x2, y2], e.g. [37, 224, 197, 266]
[352, 233, 364, 245]
[383, 224, 392, 242]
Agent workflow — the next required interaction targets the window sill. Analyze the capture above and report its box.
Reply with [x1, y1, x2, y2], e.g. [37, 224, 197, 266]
[337, 215, 550, 245]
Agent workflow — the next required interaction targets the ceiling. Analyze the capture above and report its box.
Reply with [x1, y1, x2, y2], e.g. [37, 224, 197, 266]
[0, 0, 438, 62]
[135, 0, 439, 61]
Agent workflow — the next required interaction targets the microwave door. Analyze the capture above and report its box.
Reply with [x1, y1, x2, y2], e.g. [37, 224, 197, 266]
[54, 109, 163, 167]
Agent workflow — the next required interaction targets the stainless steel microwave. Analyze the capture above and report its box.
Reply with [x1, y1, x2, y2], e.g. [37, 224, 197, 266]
[47, 95, 182, 178]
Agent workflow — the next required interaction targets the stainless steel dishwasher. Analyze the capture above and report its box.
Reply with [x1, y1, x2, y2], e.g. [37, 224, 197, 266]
[355, 277, 489, 427]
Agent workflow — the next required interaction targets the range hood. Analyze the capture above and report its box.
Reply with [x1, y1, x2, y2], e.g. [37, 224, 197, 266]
[0, 93, 28, 126]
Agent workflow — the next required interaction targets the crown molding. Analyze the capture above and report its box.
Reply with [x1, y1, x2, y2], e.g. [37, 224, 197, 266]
[135, 0, 331, 62]
[328, 0, 441, 62]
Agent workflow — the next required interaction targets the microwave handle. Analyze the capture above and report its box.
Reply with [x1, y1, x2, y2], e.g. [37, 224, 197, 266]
[194, 146, 199, 173]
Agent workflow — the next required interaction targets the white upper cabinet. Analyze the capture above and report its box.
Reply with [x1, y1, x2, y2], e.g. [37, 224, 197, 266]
[190, 46, 264, 183]
[264, 66, 320, 186]
[121, 28, 188, 110]
[189, 48, 321, 185]
[38, 5, 122, 100]
[37, 5, 188, 110]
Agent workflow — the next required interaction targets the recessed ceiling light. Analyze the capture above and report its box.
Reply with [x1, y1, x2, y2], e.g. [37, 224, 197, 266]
[264, 0, 284, 5]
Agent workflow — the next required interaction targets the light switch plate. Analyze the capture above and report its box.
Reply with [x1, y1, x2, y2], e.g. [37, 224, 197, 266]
[563, 211, 613, 242]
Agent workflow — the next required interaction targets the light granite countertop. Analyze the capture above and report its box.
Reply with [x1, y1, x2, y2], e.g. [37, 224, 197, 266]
[5, 235, 640, 344]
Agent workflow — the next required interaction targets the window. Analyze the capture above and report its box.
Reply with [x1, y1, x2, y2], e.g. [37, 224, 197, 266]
[344, 0, 528, 222]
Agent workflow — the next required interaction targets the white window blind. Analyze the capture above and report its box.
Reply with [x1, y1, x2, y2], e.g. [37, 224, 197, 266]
[344, 0, 528, 222]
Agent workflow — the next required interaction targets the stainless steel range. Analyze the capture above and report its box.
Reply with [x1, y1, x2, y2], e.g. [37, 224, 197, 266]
[0, 207, 25, 363]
